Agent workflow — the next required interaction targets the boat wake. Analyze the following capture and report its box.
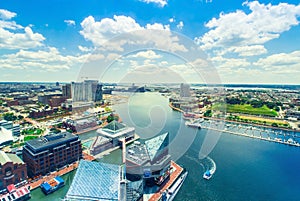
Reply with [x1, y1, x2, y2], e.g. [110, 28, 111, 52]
[202, 156, 216, 180]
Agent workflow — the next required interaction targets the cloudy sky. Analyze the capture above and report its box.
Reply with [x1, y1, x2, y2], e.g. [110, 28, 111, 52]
[0, 0, 300, 84]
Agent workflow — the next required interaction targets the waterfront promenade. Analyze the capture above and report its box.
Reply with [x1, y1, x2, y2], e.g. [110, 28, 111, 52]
[198, 123, 300, 147]
[29, 152, 95, 190]
[148, 161, 183, 201]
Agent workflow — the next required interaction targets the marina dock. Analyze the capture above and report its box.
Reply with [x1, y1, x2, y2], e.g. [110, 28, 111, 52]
[200, 122, 300, 147]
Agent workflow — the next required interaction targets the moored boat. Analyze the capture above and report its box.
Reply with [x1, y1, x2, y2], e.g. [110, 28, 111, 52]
[162, 171, 188, 201]
[40, 176, 65, 195]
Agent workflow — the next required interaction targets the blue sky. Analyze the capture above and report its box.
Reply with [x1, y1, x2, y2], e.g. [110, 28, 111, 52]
[0, 0, 300, 84]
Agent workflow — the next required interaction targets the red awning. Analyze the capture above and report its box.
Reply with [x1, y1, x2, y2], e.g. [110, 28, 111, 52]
[7, 184, 16, 193]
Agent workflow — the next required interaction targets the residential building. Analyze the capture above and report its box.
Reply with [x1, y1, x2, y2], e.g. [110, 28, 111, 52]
[71, 80, 102, 103]
[0, 151, 27, 190]
[180, 83, 191, 97]
[62, 84, 72, 99]
[95, 84, 103, 102]
[22, 132, 82, 178]
[71, 80, 97, 102]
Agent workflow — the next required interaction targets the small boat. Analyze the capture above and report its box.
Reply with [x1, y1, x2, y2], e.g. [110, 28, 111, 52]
[185, 121, 201, 129]
[162, 171, 188, 201]
[203, 170, 213, 180]
[40, 176, 65, 195]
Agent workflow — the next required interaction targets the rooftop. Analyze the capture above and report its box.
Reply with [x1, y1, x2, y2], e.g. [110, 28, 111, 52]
[126, 132, 169, 165]
[0, 151, 24, 165]
[0, 127, 14, 146]
[25, 132, 79, 152]
[145, 132, 169, 161]
[97, 121, 135, 138]
[65, 160, 121, 201]
[102, 120, 126, 133]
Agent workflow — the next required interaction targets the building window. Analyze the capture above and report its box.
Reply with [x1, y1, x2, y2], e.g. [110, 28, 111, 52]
[22, 171, 25, 180]
[5, 167, 12, 177]
[15, 174, 19, 183]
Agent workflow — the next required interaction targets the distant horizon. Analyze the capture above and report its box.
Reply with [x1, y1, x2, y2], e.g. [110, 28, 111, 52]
[0, 81, 299, 86]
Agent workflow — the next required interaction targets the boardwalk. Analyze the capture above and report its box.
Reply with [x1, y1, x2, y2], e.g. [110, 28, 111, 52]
[29, 152, 95, 190]
[148, 161, 183, 201]
[29, 162, 78, 190]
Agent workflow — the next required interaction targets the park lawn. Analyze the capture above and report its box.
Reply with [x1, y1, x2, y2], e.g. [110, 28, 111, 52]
[24, 135, 39, 141]
[212, 103, 278, 117]
[22, 128, 43, 135]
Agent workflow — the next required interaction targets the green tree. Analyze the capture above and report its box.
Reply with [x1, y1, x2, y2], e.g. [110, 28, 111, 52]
[3, 113, 17, 121]
[204, 110, 212, 117]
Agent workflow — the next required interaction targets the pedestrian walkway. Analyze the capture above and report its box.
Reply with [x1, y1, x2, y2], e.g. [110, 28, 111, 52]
[148, 161, 183, 201]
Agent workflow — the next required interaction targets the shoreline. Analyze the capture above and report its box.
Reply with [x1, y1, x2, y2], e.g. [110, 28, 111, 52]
[169, 102, 299, 132]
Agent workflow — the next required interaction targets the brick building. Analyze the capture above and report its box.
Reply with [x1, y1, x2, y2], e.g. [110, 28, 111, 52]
[0, 151, 27, 190]
[22, 132, 82, 178]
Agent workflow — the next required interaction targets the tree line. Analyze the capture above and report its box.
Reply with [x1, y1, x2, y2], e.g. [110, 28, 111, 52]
[225, 97, 282, 111]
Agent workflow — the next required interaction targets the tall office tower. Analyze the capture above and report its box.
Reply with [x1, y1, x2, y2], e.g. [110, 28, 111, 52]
[62, 84, 72, 99]
[180, 83, 191, 97]
[95, 84, 103, 102]
[71, 80, 99, 102]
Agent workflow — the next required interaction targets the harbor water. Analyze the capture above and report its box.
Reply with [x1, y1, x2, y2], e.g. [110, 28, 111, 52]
[31, 92, 300, 201]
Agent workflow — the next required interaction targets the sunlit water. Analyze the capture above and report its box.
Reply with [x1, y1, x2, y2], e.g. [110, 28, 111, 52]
[31, 92, 300, 201]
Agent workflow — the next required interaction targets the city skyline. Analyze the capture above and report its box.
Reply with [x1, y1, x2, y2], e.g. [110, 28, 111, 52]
[0, 0, 300, 84]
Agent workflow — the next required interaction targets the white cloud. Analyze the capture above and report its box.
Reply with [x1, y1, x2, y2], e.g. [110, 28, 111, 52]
[146, 23, 170, 30]
[0, 9, 45, 49]
[176, 21, 184, 29]
[0, 47, 89, 71]
[0, 26, 45, 49]
[229, 45, 267, 56]
[79, 15, 187, 52]
[169, 18, 175, 23]
[254, 51, 300, 73]
[80, 15, 143, 46]
[78, 45, 93, 52]
[129, 50, 162, 59]
[196, 1, 300, 53]
[0, 9, 16, 20]
[139, 0, 168, 7]
[211, 56, 250, 69]
[64, 19, 76, 26]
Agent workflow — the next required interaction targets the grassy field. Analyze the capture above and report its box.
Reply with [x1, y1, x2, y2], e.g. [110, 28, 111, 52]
[238, 115, 286, 124]
[212, 103, 278, 117]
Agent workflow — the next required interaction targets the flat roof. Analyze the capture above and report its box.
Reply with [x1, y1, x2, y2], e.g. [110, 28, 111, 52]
[25, 132, 79, 152]
[126, 144, 149, 165]
[126, 133, 169, 165]
[65, 160, 120, 200]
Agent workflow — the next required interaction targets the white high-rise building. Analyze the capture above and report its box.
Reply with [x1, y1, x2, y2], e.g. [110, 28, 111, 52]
[180, 83, 191, 97]
[71, 80, 98, 102]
